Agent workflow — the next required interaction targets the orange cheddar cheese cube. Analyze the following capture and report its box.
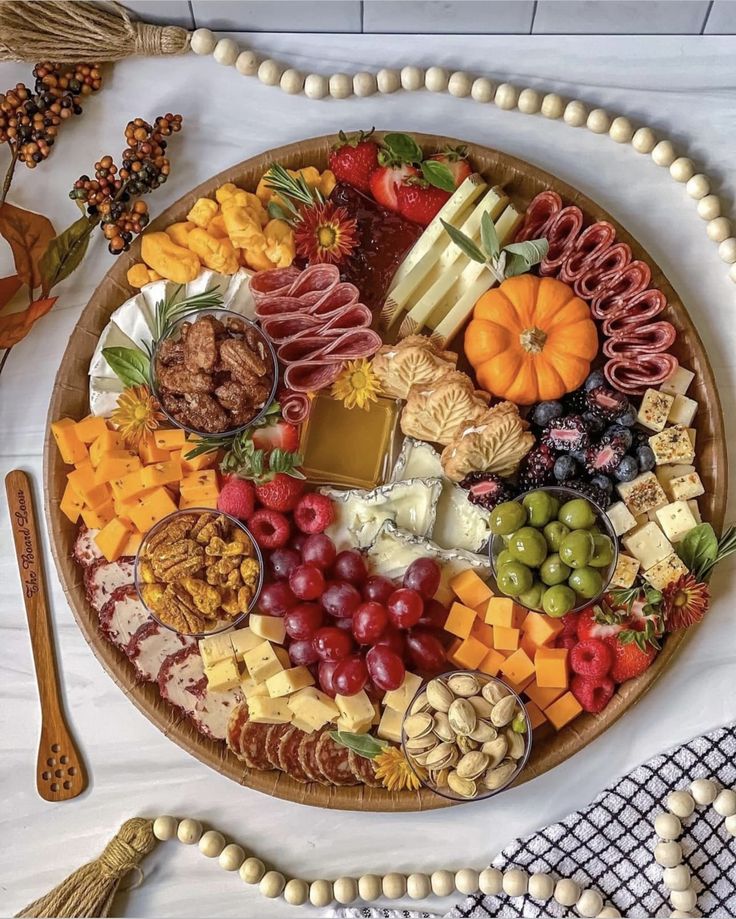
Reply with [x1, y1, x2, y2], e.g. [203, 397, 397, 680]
[504, 671, 535, 695]
[524, 680, 565, 710]
[72, 415, 108, 444]
[141, 458, 183, 490]
[51, 418, 88, 465]
[447, 637, 463, 660]
[139, 434, 170, 465]
[444, 602, 477, 639]
[66, 461, 96, 499]
[122, 531, 143, 557]
[127, 487, 178, 532]
[450, 635, 489, 670]
[524, 700, 546, 731]
[544, 691, 583, 730]
[110, 469, 148, 502]
[535, 647, 569, 689]
[485, 597, 524, 629]
[493, 625, 519, 652]
[450, 569, 493, 609]
[81, 500, 116, 530]
[89, 430, 123, 467]
[95, 517, 134, 562]
[470, 619, 495, 648]
[180, 469, 218, 497]
[478, 648, 506, 677]
[181, 450, 217, 472]
[521, 611, 564, 647]
[154, 429, 187, 450]
[519, 633, 539, 662]
[94, 451, 142, 484]
[499, 648, 536, 686]
[179, 494, 218, 510]
[60, 481, 84, 523]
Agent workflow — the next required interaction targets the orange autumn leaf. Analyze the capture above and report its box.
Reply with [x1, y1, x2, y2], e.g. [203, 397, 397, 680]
[0, 296, 57, 348]
[0, 202, 56, 291]
[0, 274, 22, 308]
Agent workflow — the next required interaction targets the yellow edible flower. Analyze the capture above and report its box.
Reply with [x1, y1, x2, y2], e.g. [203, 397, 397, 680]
[331, 359, 381, 411]
[111, 385, 164, 447]
[373, 746, 424, 792]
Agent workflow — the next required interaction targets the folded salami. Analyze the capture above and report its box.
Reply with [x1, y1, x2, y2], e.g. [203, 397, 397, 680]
[515, 190, 562, 242]
[539, 206, 583, 275]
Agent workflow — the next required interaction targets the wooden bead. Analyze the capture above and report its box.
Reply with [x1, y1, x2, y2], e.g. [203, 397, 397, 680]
[596, 908, 621, 918]
[333, 877, 358, 904]
[670, 157, 695, 183]
[280, 69, 304, 95]
[329, 73, 352, 99]
[554, 878, 580, 907]
[697, 194, 721, 220]
[235, 51, 258, 76]
[577, 889, 604, 918]
[239, 857, 265, 884]
[377, 68, 400, 94]
[518, 88, 542, 114]
[401, 66, 424, 91]
[283, 879, 309, 906]
[198, 830, 226, 858]
[353, 72, 377, 97]
[425, 66, 449, 93]
[502, 868, 527, 897]
[686, 174, 710, 199]
[479, 867, 503, 895]
[718, 238, 736, 263]
[407, 873, 431, 899]
[609, 116, 633, 143]
[258, 60, 282, 87]
[587, 109, 610, 134]
[663, 865, 691, 891]
[152, 816, 177, 841]
[176, 818, 202, 845]
[382, 872, 406, 899]
[707, 217, 731, 242]
[541, 93, 564, 119]
[495, 83, 518, 110]
[471, 78, 495, 103]
[358, 874, 382, 901]
[670, 888, 697, 911]
[655, 812, 682, 840]
[304, 74, 328, 100]
[309, 879, 333, 907]
[219, 843, 245, 871]
[655, 841, 682, 867]
[448, 72, 473, 98]
[632, 127, 657, 153]
[190, 28, 216, 55]
[455, 868, 479, 895]
[652, 140, 676, 167]
[667, 790, 695, 818]
[431, 869, 456, 897]
[213, 38, 239, 67]
[564, 100, 587, 127]
[690, 778, 717, 804]
[528, 872, 554, 900]
[259, 871, 285, 898]
[714, 788, 736, 816]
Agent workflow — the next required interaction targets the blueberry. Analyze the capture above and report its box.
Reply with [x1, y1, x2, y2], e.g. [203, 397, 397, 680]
[618, 407, 637, 427]
[605, 425, 633, 450]
[584, 370, 607, 392]
[636, 445, 656, 472]
[570, 448, 587, 464]
[613, 455, 639, 482]
[531, 400, 564, 428]
[590, 474, 613, 495]
[631, 428, 650, 448]
[553, 455, 578, 482]
[582, 411, 605, 436]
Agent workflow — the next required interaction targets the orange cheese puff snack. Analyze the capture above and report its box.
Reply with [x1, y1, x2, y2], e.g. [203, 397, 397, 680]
[263, 219, 295, 268]
[187, 228, 239, 274]
[186, 197, 219, 229]
[127, 263, 151, 288]
[141, 232, 201, 284]
[165, 220, 195, 248]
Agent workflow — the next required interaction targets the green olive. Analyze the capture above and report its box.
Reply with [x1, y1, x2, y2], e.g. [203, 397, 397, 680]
[490, 501, 528, 536]
[539, 552, 572, 586]
[522, 490, 558, 528]
[507, 526, 548, 567]
[495, 548, 514, 569]
[558, 497, 597, 530]
[542, 584, 577, 618]
[568, 566, 604, 599]
[518, 580, 545, 610]
[496, 561, 534, 597]
[543, 520, 570, 552]
[559, 529, 595, 569]
[589, 533, 615, 568]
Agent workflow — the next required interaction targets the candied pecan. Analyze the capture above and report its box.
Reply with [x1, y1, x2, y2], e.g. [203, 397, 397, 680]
[206, 535, 246, 557]
[240, 557, 260, 591]
[146, 515, 196, 551]
[157, 338, 184, 366]
[215, 380, 251, 413]
[237, 584, 254, 612]
[182, 316, 219, 373]
[224, 316, 247, 334]
[159, 391, 187, 419]
[150, 539, 204, 580]
[219, 338, 267, 378]
[193, 515, 227, 545]
[245, 326, 267, 358]
[181, 392, 228, 433]
[158, 585, 209, 633]
[228, 404, 258, 428]
[220, 588, 240, 617]
[180, 577, 222, 617]
[157, 364, 215, 394]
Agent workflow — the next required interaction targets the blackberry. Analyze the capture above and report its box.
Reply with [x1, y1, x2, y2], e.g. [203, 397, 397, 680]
[584, 370, 607, 392]
[582, 411, 606, 437]
[541, 415, 590, 453]
[590, 474, 614, 495]
[459, 472, 518, 511]
[553, 455, 578, 482]
[531, 400, 563, 428]
[585, 385, 630, 421]
[566, 479, 611, 510]
[614, 455, 640, 482]
[584, 434, 627, 475]
[563, 388, 589, 414]
[518, 445, 556, 490]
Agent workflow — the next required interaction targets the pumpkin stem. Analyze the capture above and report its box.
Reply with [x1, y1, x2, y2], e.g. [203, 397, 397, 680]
[520, 326, 547, 353]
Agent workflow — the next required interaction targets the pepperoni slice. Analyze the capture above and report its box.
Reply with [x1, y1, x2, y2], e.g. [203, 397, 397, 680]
[283, 361, 344, 393]
[310, 283, 360, 316]
[558, 221, 616, 283]
[515, 191, 562, 242]
[226, 703, 250, 757]
[315, 733, 359, 785]
[239, 719, 273, 771]
[254, 296, 307, 319]
[261, 314, 323, 343]
[264, 723, 290, 768]
[539, 206, 583, 275]
[590, 261, 651, 316]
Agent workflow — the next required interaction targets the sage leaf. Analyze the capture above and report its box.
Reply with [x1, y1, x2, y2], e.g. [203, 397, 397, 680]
[102, 346, 151, 387]
[330, 730, 387, 760]
[504, 238, 549, 265]
[421, 160, 456, 192]
[480, 212, 500, 260]
[382, 132, 423, 164]
[441, 219, 486, 263]
[676, 523, 718, 578]
[39, 215, 94, 295]
[503, 251, 534, 278]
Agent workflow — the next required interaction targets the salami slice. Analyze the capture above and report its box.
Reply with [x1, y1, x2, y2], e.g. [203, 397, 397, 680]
[288, 263, 340, 298]
[348, 750, 382, 787]
[126, 619, 193, 681]
[74, 526, 103, 567]
[590, 260, 651, 315]
[261, 313, 323, 343]
[315, 732, 359, 786]
[249, 266, 302, 299]
[226, 702, 250, 757]
[573, 243, 632, 299]
[84, 558, 135, 612]
[158, 645, 207, 717]
[558, 221, 616, 283]
[515, 191, 562, 242]
[254, 296, 308, 318]
[279, 391, 311, 425]
[298, 731, 329, 785]
[604, 353, 679, 394]
[240, 719, 277, 771]
[264, 723, 290, 768]
[539, 206, 583, 275]
[283, 360, 344, 393]
[310, 283, 361, 316]
[193, 686, 243, 742]
[99, 586, 151, 650]
[277, 727, 310, 783]
[603, 321, 677, 356]
[599, 288, 667, 332]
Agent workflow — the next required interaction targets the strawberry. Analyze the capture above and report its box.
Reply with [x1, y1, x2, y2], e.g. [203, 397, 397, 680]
[255, 473, 305, 512]
[605, 635, 657, 684]
[368, 162, 419, 212]
[251, 421, 299, 454]
[427, 145, 473, 188]
[396, 181, 451, 226]
[576, 605, 629, 643]
[217, 477, 256, 520]
[328, 129, 380, 193]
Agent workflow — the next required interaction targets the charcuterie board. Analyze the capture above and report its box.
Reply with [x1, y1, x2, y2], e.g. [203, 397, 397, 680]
[44, 133, 727, 811]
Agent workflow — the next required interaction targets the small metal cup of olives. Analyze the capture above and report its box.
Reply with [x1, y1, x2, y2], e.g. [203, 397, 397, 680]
[488, 486, 618, 617]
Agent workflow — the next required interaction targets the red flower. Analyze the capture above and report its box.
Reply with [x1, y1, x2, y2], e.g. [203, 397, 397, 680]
[662, 573, 711, 630]
[293, 202, 358, 265]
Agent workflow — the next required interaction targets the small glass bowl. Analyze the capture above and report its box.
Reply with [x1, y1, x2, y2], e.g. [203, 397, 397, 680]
[401, 670, 532, 803]
[134, 507, 264, 638]
[150, 308, 279, 439]
[488, 484, 619, 615]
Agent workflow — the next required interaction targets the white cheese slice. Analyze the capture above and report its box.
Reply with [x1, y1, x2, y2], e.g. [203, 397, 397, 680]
[660, 365, 695, 396]
[108, 296, 155, 349]
[649, 425, 695, 466]
[138, 279, 178, 316]
[669, 472, 704, 501]
[184, 268, 230, 299]
[433, 482, 491, 553]
[88, 320, 141, 379]
[688, 499, 702, 524]
[390, 438, 443, 482]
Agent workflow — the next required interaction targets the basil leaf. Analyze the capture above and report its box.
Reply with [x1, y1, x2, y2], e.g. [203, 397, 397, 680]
[441, 219, 486, 263]
[480, 212, 500, 260]
[102, 346, 151, 387]
[39, 215, 94, 296]
[382, 132, 423, 164]
[329, 730, 387, 760]
[504, 238, 549, 266]
[420, 160, 456, 193]
[676, 523, 718, 577]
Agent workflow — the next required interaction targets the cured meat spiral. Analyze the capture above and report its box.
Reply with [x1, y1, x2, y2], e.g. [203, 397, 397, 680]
[279, 390, 311, 424]
[559, 221, 616, 283]
[515, 190, 562, 242]
[539, 206, 584, 275]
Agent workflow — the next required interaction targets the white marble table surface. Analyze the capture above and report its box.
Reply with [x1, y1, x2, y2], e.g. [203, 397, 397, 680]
[1, 33, 735, 919]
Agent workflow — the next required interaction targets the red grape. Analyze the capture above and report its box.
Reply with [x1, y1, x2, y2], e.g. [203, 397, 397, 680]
[403, 557, 441, 599]
[352, 601, 389, 644]
[290, 532, 307, 554]
[321, 581, 361, 619]
[334, 617, 353, 631]
[332, 655, 369, 696]
[284, 602, 324, 640]
[288, 564, 326, 601]
[318, 660, 339, 696]
[387, 588, 424, 630]
[288, 638, 319, 667]
[269, 547, 301, 581]
[259, 581, 297, 616]
[363, 575, 395, 604]
[313, 626, 353, 661]
[366, 645, 405, 691]
[301, 533, 337, 570]
[418, 598, 449, 631]
[333, 549, 367, 585]
[406, 628, 447, 673]
[373, 627, 406, 659]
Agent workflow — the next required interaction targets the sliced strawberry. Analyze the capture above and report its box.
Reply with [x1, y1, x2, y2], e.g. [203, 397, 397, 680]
[576, 606, 629, 642]
[427, 147, 473, 188]
[396, 182, 451, 226]
[251, 421, 299, 454]
[368, 163, 419, 212]
[328, 129, 380, 193]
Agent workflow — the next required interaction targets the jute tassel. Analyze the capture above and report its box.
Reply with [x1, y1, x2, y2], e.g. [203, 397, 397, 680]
[0, 1, 190, 62]
[15, 818, 157, 918]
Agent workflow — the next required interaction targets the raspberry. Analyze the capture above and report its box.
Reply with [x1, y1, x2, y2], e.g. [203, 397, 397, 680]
[570, 675, 615, 713]
[293, 493, 334, 534]
[247, 508, 291, 549]
[217, 477, 256, 520]
[559, 611, 580, 640]
[254, 473, 305, 512]
[556, 635, 577, 651]
[569, 639, 613, 679]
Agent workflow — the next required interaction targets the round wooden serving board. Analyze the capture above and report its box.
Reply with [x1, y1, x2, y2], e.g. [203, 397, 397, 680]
[44, 133, 728, 811]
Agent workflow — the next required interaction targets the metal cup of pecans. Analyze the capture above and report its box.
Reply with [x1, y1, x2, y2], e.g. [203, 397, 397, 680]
[401, 670, 532, 802]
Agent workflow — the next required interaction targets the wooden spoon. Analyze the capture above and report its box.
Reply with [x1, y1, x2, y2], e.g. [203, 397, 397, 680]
[5, 469, 87, 801]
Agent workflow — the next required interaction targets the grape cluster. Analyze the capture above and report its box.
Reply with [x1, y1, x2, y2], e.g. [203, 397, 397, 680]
[70, 114, 183, 254]
[0, 62, 102, 168]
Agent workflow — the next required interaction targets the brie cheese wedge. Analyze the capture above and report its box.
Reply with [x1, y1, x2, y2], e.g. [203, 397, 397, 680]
[391, 438, 444, 482]
[89, 375, 124, 416]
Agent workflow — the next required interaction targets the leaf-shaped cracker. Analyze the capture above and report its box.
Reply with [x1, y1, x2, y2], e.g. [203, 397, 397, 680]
[440, 401, 536, 481]
[372, 336, 458, 400]
[400, 370, 489, 446]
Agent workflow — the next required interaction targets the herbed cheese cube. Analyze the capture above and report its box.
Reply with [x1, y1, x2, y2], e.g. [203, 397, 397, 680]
[204, 656, 241, 692]
[229, 627, 261, 660]
[335, 690, 374, 726]
[199, 632, 235, 669]
[617, 472, 668, 516]
[242, 640, 283, 683]
[686, 428, 696, 449]
[649, 425, 695, 466]
[688, 499, 702, 523]
[667, 394, 698, 427]
[644, 553, 689, 590]
[610, 554, 640, 589]
[248, 697, 292, 724]
[637, 388, 675, 432]
[382, 671, 423, 713]
[656, 464, 696, 498]
[249, 613, 286, 644]
[655, 500, 698, 543]
[336, 715, 372, 734]
[288, 687, 340, 726]
[660, 365, 695, 396]
[266, 666, 314, 698]
[622, 521, 673, 571]
[377, 706, 403, 743]
[290, 716, 317, 734]
[240, 676, 269, 700]
[606, 501, 638, 536]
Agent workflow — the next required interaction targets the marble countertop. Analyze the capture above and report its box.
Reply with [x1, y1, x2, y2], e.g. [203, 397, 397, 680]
[1, 33, 735, 919]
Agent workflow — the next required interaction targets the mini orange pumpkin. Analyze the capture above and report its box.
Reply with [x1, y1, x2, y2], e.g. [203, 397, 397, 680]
[464, 274, 598, 405]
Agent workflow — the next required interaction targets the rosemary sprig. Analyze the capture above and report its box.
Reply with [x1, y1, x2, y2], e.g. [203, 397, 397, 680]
[263, 163, 323, 222]
[151, 285, 224, 344]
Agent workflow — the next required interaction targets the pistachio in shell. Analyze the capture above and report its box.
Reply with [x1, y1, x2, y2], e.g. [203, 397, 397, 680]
[448, 698, 477, 736]
[468, 695, 493, 720]
[404, 712, 434, 739]
[490, 694, 517, 728]
[505, 726, 527, 760]
[457, 734, 480, 754]
[425, 742, 457, 770]
[481, 736, 508, 767]
[431, 766, 450, 787]
[447, 771, 477, 799]
[469, 720, 497, 743]
[447, 673, 480, 697]
[456, 750, 489, 780]
[482, 680, 510, 705]
[410, 690, 430, 714]
[432, 711, 455, 743]
[406, 734, 437, 754]
[426, 678, 453, 713]
[482, 761, 517, 791]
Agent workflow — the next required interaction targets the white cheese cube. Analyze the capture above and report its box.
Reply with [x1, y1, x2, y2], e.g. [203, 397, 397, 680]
[377, 706, 403, 743]
[199, 632, 235, 669]
[204, 656, 240, 692]
[649, 425, 695, 466]
[606, 501, 638, 536]
[667, 394, 697, 427]
[336, 715, 373, 734]
[656, 463, 696, 498]
[249, 613, 286, 644]
[242, 640, 283, 683]
[248, 696, 292, 724]
[288, 687, 340, 728]
[335, 690, 375, 726]
[622, 521, 673, 570]
[644, 553, 689, 590]
[637, 388, 675, 432]
[660, 365, 695, 396]
[372, 702, 381, 725]
[240, 676, 269, 700]
[274, 645, 291, 669]
[610, 554, 640, 589]
[290, 716, 317, 734]
[655, 500, 698, 543]
[670, 471, 704, 501]
[230, 627, 261, 660]
[266, 666, 314, 698]
[383, 671, 423, 713]
[688, 499, 702, 523]
[617, 472, 668, 516]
